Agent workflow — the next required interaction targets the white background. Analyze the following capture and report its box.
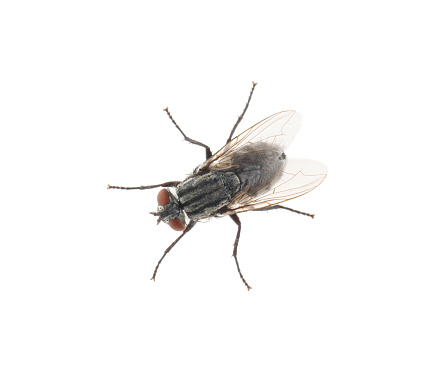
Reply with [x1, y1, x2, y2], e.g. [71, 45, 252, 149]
[1, 1, 442, 389]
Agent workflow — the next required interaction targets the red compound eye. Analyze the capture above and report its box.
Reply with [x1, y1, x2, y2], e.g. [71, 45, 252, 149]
[156, 189, 186, 231]
[157, 189, 170, 206]
[169, 218, 186, 231]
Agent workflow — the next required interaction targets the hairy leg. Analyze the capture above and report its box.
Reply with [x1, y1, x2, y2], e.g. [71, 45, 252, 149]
[107, 181, 181, 190]
[151, 221, 197, 281]
[230, 214, 252, 290]
[226, 81, 257, 144]
[163, 107, 212, 160]
[251, 205, 315, 219]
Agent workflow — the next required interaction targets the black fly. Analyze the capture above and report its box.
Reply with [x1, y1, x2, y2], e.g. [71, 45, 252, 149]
[108, 83, 327, 290]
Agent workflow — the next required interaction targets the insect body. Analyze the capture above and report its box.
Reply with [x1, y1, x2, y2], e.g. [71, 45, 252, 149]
[176, 171, 241, 221]
[108, 83, 327, 290]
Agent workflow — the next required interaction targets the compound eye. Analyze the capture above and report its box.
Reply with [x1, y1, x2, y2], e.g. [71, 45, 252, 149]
[157, 189, 170, 206]
[169, 218, 186, 231]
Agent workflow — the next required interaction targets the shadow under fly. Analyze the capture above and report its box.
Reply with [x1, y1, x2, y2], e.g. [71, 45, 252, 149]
[108, 82, 327, 290]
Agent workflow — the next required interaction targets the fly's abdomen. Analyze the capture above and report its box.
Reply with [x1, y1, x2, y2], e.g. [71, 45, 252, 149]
[231, 142, 286, 196]
[176, 172, 241, 221]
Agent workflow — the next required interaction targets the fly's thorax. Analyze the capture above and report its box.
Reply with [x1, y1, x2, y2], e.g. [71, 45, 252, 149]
[176, 171, 241, 221]
[156, 189, 186, 231]
[231, 142, 286, 196]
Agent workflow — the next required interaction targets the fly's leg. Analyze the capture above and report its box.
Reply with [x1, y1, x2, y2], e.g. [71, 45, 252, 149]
[252, 205, 315, 219]
[230, 214, 252, 291]
[226, 81, 257, 144]
[163, 107, 212, 160]
[151, 221, 197, 281]
[107, 181, 181, 190]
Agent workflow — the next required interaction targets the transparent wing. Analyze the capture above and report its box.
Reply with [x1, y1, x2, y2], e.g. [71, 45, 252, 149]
[222, 158, 327, 215]
[200, 110, 302, 171]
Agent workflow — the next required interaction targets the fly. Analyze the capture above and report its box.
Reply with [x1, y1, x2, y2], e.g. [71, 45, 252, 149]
[108, 82, 327, 290]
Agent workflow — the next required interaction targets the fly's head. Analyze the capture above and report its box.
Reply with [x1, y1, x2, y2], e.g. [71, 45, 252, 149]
[151, 189, 186, 231]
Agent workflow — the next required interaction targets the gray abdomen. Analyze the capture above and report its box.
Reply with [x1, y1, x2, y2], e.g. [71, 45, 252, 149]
[176, 171, 241, 221]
